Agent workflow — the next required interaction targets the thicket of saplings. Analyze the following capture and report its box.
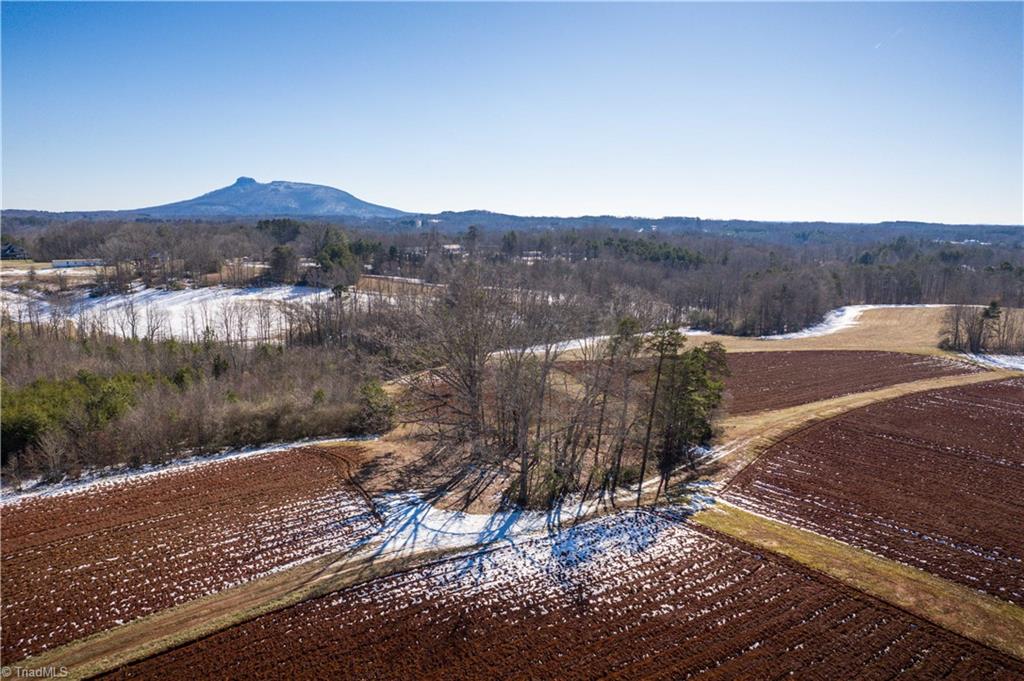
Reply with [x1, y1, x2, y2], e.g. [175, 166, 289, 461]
[0, 322, 395, 485]
[5, 217, 1023, 337]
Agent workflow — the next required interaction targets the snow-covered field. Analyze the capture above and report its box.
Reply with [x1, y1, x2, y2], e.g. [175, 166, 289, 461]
[0, 266, 100, 279]
[364, 485, 716, 561]
[0, 285, 395, 342]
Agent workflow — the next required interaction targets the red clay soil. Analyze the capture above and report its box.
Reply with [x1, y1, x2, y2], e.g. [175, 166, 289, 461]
[722, 350, 979, 415]
[0, 445, 376, 662]
[102, 511, 1022, 680]
[725, 378, 1024, 604]
[558, 351, 977, 418]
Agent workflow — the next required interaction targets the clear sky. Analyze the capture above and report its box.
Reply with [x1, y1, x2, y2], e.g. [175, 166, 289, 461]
[2, 2, 1021, 224]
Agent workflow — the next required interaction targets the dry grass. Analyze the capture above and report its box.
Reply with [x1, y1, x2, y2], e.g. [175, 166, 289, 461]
[557, 306, 955, 359]
[356, 274, 441, 298]
[0, 259, 51, 269]
[694, 502, 1024, 661]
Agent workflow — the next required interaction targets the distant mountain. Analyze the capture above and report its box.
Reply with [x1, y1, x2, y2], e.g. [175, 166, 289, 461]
[3, 179, 1021, 248]
[134, 177, 407, 219]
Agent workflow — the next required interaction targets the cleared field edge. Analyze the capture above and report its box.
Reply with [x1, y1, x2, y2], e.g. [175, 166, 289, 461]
[693, 502, 1024, 661]
[710, 369, 1023, 486]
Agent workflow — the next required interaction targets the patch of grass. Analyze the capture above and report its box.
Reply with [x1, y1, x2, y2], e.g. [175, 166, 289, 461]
[559, 307, 959, 359]
[0, 259, 49, 268]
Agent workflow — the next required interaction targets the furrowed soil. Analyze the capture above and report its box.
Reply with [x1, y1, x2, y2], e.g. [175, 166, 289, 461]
[101, 511, 1023, 680]
[724, 378, 1024, 605]
[0, 445, 377, 662]
[558, 350, 977, 420]
[723, 350, 979, 415]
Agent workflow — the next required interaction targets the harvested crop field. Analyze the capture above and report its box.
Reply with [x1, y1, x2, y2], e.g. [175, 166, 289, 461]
[722, 350, 979, 415]
[0, 445, 377, 661]
[725, 378, 1024, 604]
[103, 511, 1023, 680]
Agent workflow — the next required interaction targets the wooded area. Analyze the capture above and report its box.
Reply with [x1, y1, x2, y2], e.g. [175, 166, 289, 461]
[4, 216, 1022, 335]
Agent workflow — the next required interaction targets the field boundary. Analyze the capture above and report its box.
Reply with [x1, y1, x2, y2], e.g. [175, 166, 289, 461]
[693, 502, 1024, 661]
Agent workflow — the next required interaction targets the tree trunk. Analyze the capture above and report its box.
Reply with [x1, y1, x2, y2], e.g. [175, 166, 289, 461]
[637, 350, 666, 507]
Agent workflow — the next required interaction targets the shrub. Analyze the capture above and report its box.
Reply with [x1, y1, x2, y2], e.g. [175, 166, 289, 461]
[617, 464, 642, 487]
[355, 381, 395, 434]
[1, 372, 140, 464]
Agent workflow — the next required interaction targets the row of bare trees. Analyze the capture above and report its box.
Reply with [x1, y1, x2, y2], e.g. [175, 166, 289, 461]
[941, 303, 1024, 354]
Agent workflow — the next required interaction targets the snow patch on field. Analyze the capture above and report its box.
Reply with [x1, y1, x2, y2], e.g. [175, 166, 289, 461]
[363, 484, 717, 560]
[0, 266, 99, 278]
[759, 304, 946, 340]
[368, 493, 560, 555]
[1, 436, 374, 505]
[339, 509, 714, 613]
[965, 354, 1024, 371]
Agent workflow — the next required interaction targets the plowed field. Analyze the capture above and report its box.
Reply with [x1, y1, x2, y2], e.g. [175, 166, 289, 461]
[0, 445, 377, 661]
[103, 511, 1023, 680]
[558, 351, 976, 419]
[725, 378, 1024, 604]
[723, 350, 978, 414]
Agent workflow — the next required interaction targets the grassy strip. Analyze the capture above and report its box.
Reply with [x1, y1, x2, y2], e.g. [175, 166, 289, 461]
[694, 502, 1024, 661]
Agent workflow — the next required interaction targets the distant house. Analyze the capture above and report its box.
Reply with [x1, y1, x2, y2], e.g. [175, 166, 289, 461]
[442, 244, 465, 257]
[1, 243, 28, 260]
[52, 258, 105, 268]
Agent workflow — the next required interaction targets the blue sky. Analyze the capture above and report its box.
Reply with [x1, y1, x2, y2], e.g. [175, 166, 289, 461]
[2, 2, 1021, 223]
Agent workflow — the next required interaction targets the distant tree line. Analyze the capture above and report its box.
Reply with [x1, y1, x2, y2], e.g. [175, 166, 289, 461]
[8, 215, 1021, 336]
